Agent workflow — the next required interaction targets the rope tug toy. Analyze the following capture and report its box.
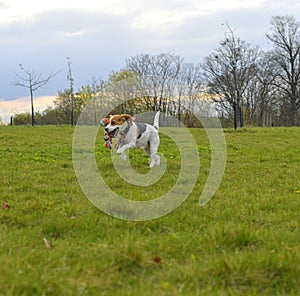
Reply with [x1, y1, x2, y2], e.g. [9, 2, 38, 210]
[100, 118, 112, 149]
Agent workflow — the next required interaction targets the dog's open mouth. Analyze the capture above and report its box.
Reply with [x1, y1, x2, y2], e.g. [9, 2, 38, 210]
[108, 127, 119, 138]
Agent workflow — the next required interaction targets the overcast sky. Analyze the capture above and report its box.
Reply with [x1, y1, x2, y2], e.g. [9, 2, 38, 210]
[0, 0, 300, 123]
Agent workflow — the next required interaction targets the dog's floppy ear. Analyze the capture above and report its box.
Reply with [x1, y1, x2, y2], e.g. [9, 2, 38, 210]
[121, 114, 132, 121]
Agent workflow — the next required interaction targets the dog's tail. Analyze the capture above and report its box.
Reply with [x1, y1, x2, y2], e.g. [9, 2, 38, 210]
[153, 111, 160, 130]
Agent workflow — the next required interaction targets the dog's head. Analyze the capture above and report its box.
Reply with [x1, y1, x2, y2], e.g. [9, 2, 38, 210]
[105, 114, 132, 137]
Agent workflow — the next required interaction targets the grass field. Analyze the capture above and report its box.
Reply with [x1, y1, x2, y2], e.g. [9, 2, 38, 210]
[0, 125, 300, 295]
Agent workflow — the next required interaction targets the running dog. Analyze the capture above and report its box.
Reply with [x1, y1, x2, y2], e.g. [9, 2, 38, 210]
[105, 111, 160, 168]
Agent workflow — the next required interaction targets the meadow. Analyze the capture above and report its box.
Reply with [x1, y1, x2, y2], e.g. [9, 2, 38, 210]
[0, 125, 300, 295]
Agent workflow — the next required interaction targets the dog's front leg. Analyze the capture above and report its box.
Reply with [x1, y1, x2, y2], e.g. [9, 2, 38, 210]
[118, 152, 127, 161]
[116, 147, 128, 161]
[117, 141, 136, 161]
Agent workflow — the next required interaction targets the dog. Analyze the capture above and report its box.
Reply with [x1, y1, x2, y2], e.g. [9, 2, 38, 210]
[105, 111, 160, 168]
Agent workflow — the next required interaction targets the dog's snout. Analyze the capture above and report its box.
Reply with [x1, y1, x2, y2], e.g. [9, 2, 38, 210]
[105, 127, 109, 132]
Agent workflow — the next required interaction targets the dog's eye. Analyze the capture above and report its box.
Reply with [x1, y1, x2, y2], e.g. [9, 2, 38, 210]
[111, 121, 115, 125]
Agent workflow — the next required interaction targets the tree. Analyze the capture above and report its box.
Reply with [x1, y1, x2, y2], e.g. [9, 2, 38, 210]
[54, 89, 85, 124]
[54, 78, 107, 125]
[266, 15, 300, 126]
[77, 78, 107, 125]
[13, 112, 31, 125]
[66, 57, 75, 126]
[177, 62, 203, 126]
[15, 64, 58, 126]
[106, 69, 140, 114]
[115, 54, 207, 127]
[251, 51, 279, 126]
[126, 53, 184, 112]
[38, 107, 59, 125]
[201, 24, 260, 128]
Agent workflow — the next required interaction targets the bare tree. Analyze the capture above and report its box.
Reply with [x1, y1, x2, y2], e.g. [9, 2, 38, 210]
[177, 62, 203, 126]
[266, 15, 300, 126]
[115, 53, 208, 126]
[90, 77, 107, 125]
[106, 69, 139, 114]
[15, 65, 58, 126]
[75, 78, 108, 125]
[66, 57, 75, 126]
[201, 24, 260, 128]
[253, 51, 279, 126]
[126, 53, 184, 112]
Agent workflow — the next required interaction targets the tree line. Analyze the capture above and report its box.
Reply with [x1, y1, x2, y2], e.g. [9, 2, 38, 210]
[13, 15, 300, 128]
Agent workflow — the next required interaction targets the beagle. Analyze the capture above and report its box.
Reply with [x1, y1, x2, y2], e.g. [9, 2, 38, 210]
[105, 111, 160, 168]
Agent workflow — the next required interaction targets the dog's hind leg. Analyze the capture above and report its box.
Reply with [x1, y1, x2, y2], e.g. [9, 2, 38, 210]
[144, 142, 151, 156]
[149, 152, 160, 168]
[144, 142, 156, 168]
[149, 140, 160, 168]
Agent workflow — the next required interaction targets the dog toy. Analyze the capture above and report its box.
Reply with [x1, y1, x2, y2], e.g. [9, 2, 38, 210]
[100, 118, 112, 149]
[103, 131, 112, 149]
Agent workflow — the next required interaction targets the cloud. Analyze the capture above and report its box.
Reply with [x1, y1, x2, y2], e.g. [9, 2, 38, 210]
[0, 0, 300, 105]
[0, 8, 140, 100]
[0, 95, 55, 123]
[0, 2, 8, 9]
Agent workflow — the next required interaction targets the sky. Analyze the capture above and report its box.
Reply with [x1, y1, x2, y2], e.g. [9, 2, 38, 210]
[0, 0, 300, 123]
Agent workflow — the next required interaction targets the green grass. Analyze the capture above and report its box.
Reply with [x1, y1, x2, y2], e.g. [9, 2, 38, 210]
[1, 125, 300, 295]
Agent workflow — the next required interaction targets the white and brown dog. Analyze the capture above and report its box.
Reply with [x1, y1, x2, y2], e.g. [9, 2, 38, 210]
[105, 111, 160, 168]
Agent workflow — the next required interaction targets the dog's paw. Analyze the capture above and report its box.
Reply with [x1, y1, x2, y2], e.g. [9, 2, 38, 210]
[155, 155, 161, 166]
[149, 160, 156, 168]
[121, 154, 127, 161]
[117, 150, 127, 161]
[149, 154, 160, 168]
